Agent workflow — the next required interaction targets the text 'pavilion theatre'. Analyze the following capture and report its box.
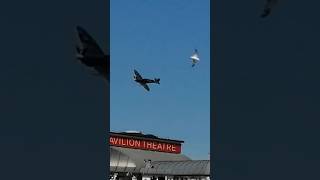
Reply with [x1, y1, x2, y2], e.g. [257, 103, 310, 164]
[110, 131, 210, 180]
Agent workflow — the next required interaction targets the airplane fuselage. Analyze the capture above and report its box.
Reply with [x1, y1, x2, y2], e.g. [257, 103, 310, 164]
[133, 69, 160, 91]
[135, 79, 157, 84]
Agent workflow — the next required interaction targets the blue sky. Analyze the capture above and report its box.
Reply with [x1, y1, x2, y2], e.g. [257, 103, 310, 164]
[111, 0, 210, 159]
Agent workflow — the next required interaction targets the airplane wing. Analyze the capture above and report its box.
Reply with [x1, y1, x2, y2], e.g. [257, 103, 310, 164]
[76, 26, 105, 56]
[190, 50, 200, 61]
[141, 83, 150, 91]
[190, 54, 200, 61]
[134, 69, 143, 80]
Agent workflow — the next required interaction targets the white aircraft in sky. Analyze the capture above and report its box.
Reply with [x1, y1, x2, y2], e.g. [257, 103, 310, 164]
[190, 49, 200, 67]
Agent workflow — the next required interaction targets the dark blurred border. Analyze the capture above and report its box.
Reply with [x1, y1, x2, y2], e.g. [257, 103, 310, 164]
[210, 0, 215, 179]
[106, 0, 110, 179]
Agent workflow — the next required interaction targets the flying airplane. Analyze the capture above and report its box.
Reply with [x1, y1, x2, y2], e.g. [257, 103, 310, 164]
[190, 49, 200, 67]
[133, 69, 160, 91]
[75, 26, 110, 82]
[260, 0, 278, 18]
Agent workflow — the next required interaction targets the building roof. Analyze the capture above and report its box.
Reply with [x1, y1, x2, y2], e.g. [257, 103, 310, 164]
[110, 132, 184, 144]
[140, 160, 210, 176]
[110, 146, 191, 173]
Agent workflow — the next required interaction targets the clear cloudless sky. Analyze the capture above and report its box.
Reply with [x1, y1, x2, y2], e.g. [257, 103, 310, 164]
[111, 0, 210, 160]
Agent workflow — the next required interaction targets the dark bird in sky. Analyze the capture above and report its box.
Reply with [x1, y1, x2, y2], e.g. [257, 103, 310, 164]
[75, 26, 109, 82]
[261, 0, 278, 18]
[133, 69, 160, 91]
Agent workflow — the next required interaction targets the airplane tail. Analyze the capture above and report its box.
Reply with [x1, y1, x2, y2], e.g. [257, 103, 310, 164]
[154, 78, 160, 84]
